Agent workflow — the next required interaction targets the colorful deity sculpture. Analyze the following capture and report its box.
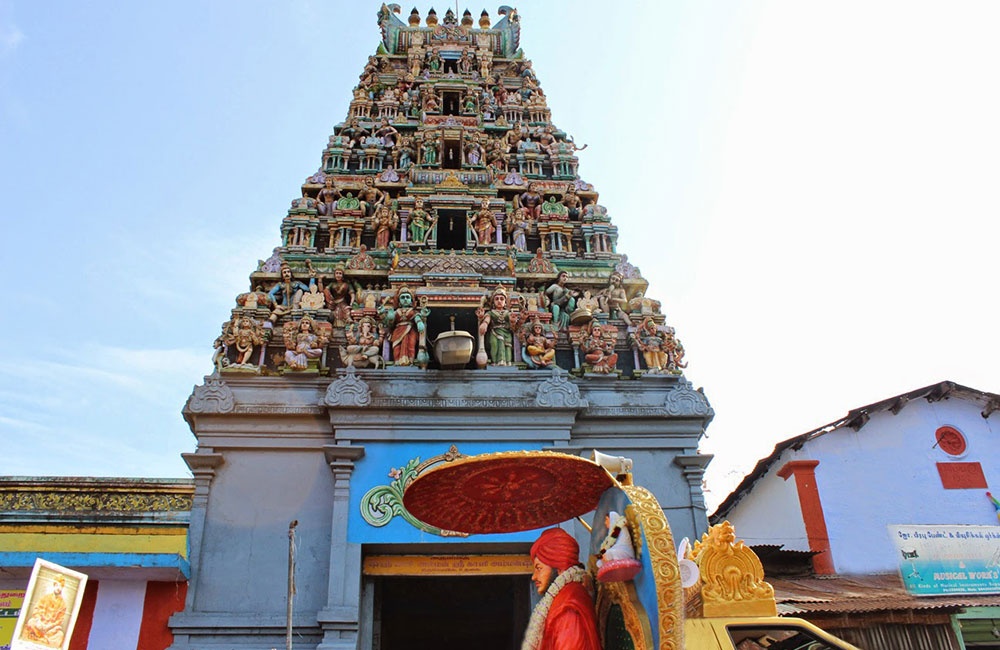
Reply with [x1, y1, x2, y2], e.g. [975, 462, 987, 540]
[282, 315, 330, 371]
[476, 285, 514, 366]
[379, 286, 429, 367]
[597, 271, 631, 325]
[267, 262, 315, 323]
[224, 316, 266, 368]
[408, 196, 436, 245]
[320, 266, 354, 326]
[519, 318, 556, 368]
[507, 206, 531, 252]
[632, 317, 686, 374]
[373, 203, 399, 250]
[544, 271, 578, 330]
[341, 315, 384, 369]
[580, 321, 618, 374]
[469, 198, 498, 246]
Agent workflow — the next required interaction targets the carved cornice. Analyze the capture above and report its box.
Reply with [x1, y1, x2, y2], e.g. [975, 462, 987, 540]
[0, 479, 193, 515]
[663, 380, 714, 420]
[186, 376, 236, 414]
[323, 366, 372, 407]
[536, 368, 585, 408]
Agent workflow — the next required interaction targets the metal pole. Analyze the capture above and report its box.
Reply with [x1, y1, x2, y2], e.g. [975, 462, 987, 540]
[287, 520, 298, 650]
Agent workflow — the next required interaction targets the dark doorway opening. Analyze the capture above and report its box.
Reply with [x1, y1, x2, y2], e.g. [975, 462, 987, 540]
[376, 574, 530, 650]
[443, 91, 460, 115]
[436, 208, 469, 250]
[443, 140, 461, 169]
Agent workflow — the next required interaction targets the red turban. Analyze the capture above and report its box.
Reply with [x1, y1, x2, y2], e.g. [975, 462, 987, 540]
[530, 528, 580, 571]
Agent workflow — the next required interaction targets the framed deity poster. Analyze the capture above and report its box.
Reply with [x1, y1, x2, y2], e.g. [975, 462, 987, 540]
[10, 559, 88, 650]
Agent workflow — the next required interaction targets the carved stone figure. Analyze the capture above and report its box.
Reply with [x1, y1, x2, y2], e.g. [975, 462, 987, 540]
[224, 316, 265, 367]
[528, 248, 555, 274]
[469, 198, 497, 246]
[580, 321, 618, 374]
[268, 262, 315, 322]
[317, 177, 341, 216]
[346, 244, 376, 270]
[561, 184, 583, 220]
[320, 266, 354, 325]
[378, 286, 428, 367]
[373, 203, 399, 250]
[507, 206, 531, 252]
[597, 271, 631, 325]
[374, 117, 399, 148]
[476, 285, 514, 366]
[519, 318, 556, 369]
[544, 271, 578, 330]
[300, 282, 326, 310]
[408, 196, 435, 244]
[358, 176, 386, 217]
[518, 182, 544, 220]
[341, 315, 384, 368]
[282, 315, 329, 371]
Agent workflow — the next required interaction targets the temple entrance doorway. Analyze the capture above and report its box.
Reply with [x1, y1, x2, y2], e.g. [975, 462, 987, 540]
[373, 575, 530, 650]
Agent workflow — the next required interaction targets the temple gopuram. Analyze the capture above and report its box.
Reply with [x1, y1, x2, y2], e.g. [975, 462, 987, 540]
[173, 6, 714, 649]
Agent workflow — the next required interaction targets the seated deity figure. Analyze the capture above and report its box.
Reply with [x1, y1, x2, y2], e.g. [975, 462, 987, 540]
[358, 176, 385, 217]
[341, 315, 384, 368]
[519, 318, 556, 369]
[581, 322, 618, 374]
[283, 316, 327, 371]
[22, 576, 69, 647]
[544, 271, 578, 330]
[374, 117, 399, 148]
[267, 261, 315, 322]
[597, 271, 631, 325]
[595, 510, 642, 583]
[561, 184, 583, 221]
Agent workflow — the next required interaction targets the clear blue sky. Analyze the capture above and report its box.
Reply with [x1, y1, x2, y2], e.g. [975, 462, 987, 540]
[2, 1, 998, 508]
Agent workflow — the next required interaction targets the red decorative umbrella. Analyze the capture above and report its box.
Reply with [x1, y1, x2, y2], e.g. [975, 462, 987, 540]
[402, 451, 617, 534]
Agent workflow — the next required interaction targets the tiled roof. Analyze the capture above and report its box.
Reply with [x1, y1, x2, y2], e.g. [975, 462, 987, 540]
[711, 380, 1000, 521]
[771, 573, 1000, 615]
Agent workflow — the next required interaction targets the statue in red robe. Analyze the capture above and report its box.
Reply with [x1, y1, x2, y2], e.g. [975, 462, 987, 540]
[522, 528, 601, 650]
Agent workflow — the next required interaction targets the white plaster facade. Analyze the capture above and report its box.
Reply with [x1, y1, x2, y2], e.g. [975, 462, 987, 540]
[715, 382, 1000, 575]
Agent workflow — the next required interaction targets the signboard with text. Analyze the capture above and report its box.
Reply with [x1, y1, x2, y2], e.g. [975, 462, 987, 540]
[0, 591, 25, 650]
[888, 524, 1000, 596]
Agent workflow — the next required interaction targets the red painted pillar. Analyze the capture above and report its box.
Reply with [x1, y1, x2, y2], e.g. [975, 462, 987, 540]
[777, 460, 835, 575]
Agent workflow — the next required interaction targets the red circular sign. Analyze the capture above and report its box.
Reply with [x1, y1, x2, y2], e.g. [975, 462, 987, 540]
[936, 426, 967, 456]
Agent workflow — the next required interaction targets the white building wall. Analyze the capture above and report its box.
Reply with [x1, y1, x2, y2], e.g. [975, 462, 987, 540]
[725, 451, 810, 551]
[727, 395, 999, 576]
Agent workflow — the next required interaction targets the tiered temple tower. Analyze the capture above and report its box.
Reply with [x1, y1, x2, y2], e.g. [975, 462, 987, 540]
[174, 6, 714, 649]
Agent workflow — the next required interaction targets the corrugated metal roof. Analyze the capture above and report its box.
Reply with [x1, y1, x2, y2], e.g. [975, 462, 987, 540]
[711, 380, 1000, 521]
[771, 574, 1000, 615]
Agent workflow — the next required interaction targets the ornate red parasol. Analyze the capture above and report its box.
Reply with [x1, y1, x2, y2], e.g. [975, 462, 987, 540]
[402, 450, 617, 534]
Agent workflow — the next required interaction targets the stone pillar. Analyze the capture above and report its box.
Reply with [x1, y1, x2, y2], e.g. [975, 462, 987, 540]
[317, 444, 366, 650]
[673, 453, 713, 538]
[179, 451, 224, 610]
